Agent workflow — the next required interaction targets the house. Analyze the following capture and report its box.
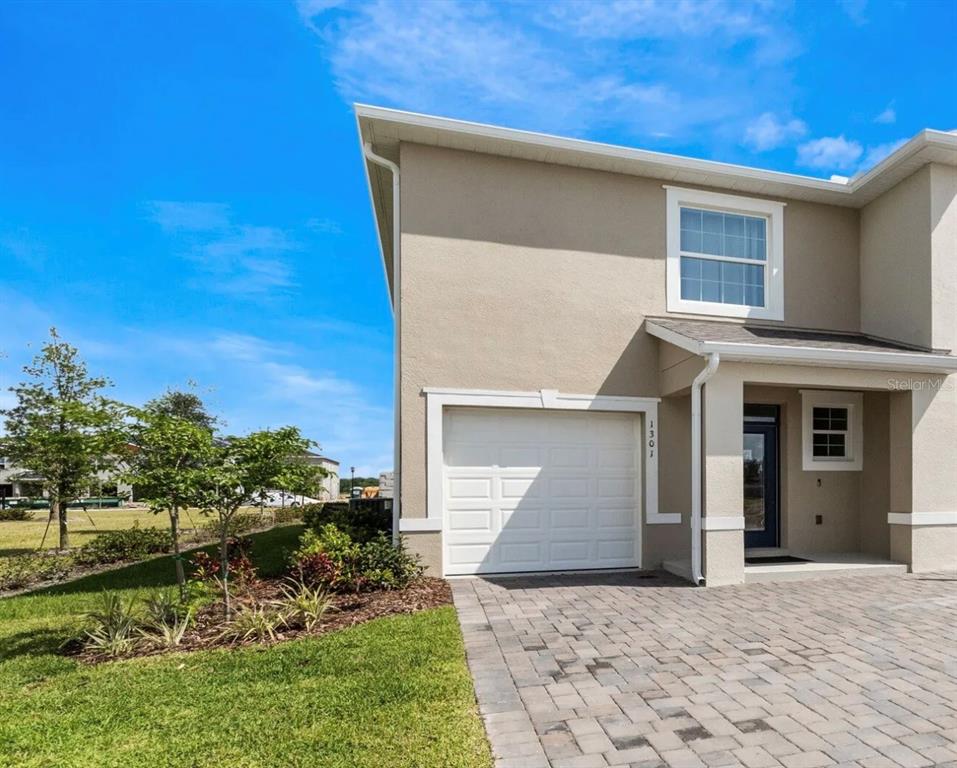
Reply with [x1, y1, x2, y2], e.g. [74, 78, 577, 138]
[301, 452, 340, 500]
[357, 105, 957, 586]
[0, 456, 133, 503]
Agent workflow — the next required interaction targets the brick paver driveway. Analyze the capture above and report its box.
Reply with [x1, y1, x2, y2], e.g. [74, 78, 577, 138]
[452, 571, 957, 768]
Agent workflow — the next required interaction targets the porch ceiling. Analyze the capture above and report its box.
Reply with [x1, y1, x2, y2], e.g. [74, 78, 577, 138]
[647, 317, 957, 374]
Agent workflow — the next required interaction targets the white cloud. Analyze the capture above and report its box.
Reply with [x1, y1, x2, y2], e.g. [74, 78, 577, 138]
[300, 0, 800, 142]
[146, 201, 299, 298]
[874, 103, 896, 124]
[839, 0, 868, 25]
[796, 135, 863, 171]
[860, 138, 908, 171]
[743, 113, 808, 151]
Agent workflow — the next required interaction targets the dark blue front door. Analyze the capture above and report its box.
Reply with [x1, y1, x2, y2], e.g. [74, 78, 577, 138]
[743, 407, 779, 549]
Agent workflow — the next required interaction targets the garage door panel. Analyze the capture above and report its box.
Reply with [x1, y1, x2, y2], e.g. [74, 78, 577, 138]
[443, 407, 640, 576]
[549, 477, 591, 497]
[500, 477, 540, 498]
[447, 477, 492, 500]
[446, 509, 493, 532]
[550, 507, 590, 530]
[500, 507, 544, 530]
[548, 446, 590, 468]
[499, 445, 542, 468]
[444, 442, 494, 467]
[598, 447, 636, 468]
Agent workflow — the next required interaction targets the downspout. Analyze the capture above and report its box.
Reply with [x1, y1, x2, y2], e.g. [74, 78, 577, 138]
[362, 142, 401, 545]
[691, 352, 720, 585]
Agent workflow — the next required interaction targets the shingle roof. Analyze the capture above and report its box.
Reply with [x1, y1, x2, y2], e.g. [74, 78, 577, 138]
[647, 317, 935, 354]
[645, 317, 957, 373]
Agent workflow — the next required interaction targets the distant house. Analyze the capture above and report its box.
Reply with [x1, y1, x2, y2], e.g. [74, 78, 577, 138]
[302, 452, 340, 500]
[0, 456, 133, 502]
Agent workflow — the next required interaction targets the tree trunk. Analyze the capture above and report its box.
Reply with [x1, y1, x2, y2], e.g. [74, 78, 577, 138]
[57, 499, 69, 551]
[170, 506, 185, 600]
[219, 516, 230, 619]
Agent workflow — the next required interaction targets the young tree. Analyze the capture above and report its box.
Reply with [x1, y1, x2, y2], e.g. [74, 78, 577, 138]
[124, 407, 216, 596]
[147, 388, 218, 432]
[0, 329, 126, 550]
[199, 427, 320, 617]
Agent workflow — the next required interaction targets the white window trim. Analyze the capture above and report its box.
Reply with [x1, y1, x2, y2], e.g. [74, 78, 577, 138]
[665, 185, 785, 321]
[800, 390, 863, 471]
[413, 388, 674, 543]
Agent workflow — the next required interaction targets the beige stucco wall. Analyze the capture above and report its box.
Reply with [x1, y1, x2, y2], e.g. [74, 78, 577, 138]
[861, 163, 957, 352]
[395, 141, 954, 576]
[646, 394, 692, 567]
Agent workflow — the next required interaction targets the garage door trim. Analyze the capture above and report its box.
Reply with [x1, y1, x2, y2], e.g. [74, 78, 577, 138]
[412, 388, 671, 575]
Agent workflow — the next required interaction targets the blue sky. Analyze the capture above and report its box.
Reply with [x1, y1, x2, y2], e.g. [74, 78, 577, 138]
[1, 0, 955, 474]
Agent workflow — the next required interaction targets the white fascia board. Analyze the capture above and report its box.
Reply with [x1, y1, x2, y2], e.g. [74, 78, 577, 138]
[355, 104, 956, 207]
[645, 322, 957, 374]
[354, 104, 854, 197]
[354, 110, 394, 309]
[707, 342, 957, 373]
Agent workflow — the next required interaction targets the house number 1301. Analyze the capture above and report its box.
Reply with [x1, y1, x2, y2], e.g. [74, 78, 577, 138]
[647, 418, 655, 458]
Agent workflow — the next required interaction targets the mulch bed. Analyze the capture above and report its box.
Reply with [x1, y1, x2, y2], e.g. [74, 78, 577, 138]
[67, 576, 452, 664]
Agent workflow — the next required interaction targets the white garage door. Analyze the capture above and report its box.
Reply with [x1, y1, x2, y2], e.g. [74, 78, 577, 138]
[443, 407, 641, 575]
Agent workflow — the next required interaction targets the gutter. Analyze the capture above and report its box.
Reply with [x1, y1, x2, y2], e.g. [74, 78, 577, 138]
[690, 353, 720, 585]
[362, 142, 402, 544]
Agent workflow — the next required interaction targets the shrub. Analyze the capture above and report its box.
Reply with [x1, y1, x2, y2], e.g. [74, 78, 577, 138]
[301, 501, 391, 543]
[360, 533, 424, 590]
[188, 537, 258, 591]
[82, 591, 139, 657]
[0, 553, 75, 591]
[198, 512, 261, 540]
[218, 604, 284, 644]
[291, 525, 422, 593]
[75, 524, 172, 567]
[271, 506, 304, 525]
[276, 578, 333, 632]
[138, 588, 193, 650]
[0, 506, 35, 521]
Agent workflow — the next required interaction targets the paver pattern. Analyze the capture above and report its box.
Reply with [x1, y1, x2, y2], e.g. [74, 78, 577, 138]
[452, 571, 957, 768]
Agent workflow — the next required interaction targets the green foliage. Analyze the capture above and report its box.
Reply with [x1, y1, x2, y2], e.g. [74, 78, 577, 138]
[82, 591, 139, 657]
[275, 578, 333, 632]
[74, 524, 172, 567]
[339, 476, 378, 495]
[197, 511, 260, 539]
[0, 328, 129, 550]
[197, 427, 321, 617]
[0, 506, 35, 521]
[217, 604, 284, 644]
[145, 388, 218, 432]
[0, 552, 75, 591]
[138, 588, 193, 649]
[302, 501, 391, 543]
[292, 524, 423, 593]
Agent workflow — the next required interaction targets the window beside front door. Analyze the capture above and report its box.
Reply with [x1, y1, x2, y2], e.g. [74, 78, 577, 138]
[801, 390, 863, 471]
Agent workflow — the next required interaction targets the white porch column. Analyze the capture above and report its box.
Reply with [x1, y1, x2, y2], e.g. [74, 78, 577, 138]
[702, 368, 745, 586]
[888, 378, 957, 572]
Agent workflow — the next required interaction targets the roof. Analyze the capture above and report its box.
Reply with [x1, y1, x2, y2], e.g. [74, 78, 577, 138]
[356, 104, 957, 302]
[646, 317, 957, 374]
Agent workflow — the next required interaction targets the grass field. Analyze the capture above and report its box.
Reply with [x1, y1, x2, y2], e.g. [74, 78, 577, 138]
[0, 525, 491, 768]
[0, 506, 264, 557]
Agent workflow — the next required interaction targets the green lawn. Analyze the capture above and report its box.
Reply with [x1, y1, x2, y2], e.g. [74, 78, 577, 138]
[0, 525, 491, 768]
[0, 505, 265, 556]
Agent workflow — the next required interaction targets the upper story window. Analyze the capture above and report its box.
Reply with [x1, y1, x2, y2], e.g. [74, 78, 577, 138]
[666, 186, 785, 321]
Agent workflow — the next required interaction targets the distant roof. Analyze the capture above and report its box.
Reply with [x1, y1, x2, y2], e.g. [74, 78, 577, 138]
[356, 104, 957, 303]
[646, 317, 957, 374]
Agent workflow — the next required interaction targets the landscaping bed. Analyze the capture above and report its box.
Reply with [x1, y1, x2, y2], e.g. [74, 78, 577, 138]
[68, 575, 452, 663]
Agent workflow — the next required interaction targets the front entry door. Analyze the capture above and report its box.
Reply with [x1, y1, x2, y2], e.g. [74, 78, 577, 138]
[743, 405, 779, 549]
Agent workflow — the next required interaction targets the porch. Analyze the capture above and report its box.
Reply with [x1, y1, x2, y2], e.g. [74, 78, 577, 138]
[647, 316, 957, 587]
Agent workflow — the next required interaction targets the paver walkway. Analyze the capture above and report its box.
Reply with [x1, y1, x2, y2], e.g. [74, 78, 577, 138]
[452, 571, 957, 768]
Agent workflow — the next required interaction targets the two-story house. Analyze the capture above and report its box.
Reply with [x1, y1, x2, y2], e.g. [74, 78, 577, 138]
[357, 105, 957, 586]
